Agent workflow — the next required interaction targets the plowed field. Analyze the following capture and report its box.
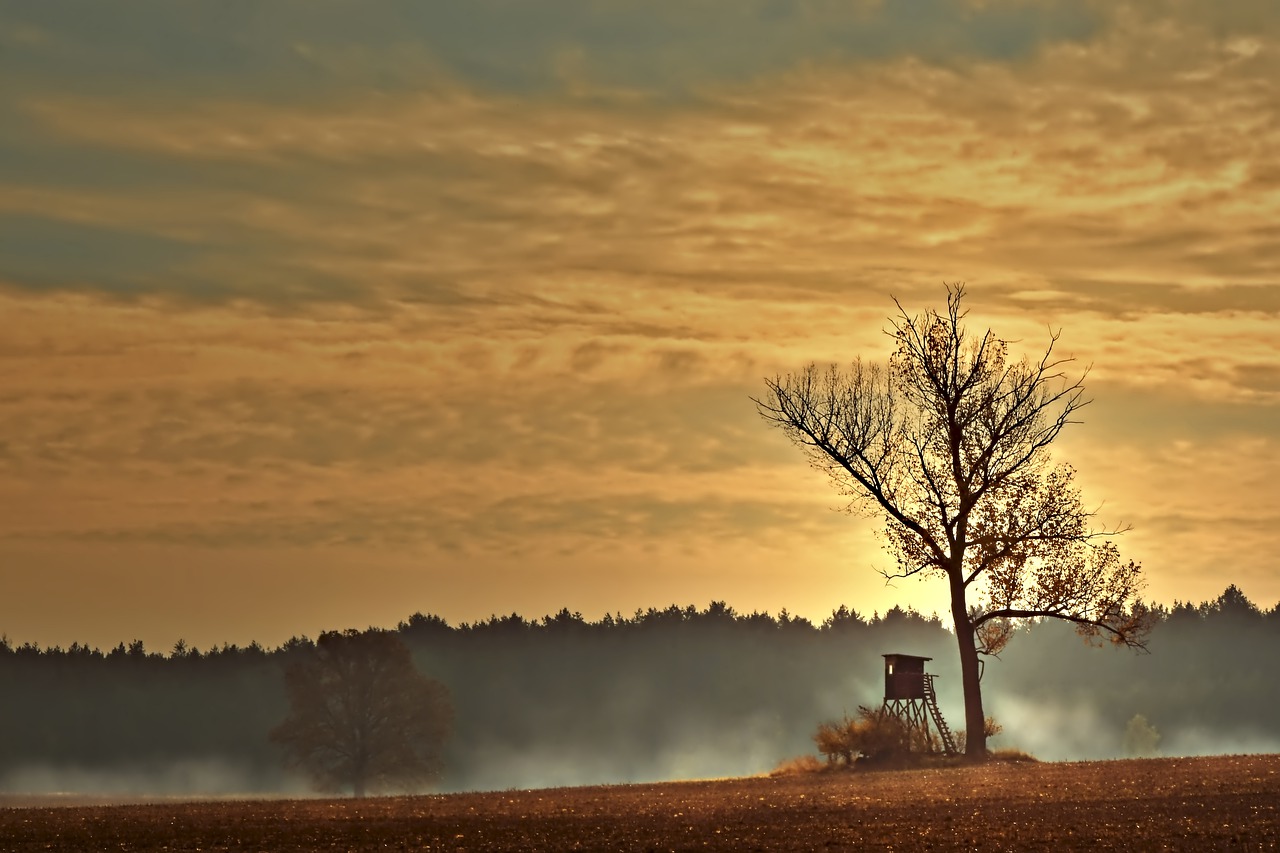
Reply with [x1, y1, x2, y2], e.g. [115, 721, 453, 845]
[3, 754, 1278, 851]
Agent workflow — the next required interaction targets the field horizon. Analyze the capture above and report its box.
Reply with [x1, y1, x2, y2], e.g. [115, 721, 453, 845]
[4, 753, 1278, 851]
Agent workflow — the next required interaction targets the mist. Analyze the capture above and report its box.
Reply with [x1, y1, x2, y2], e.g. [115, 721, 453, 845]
[0, 758, 310, 799]
[982, 586, 1280, 763]
[2, 586, 1277, 796]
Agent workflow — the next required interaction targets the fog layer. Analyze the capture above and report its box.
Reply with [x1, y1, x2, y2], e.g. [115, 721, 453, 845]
[2, 587, 1276, 794]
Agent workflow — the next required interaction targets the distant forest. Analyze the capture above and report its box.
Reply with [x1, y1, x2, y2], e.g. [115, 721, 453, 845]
[2, 585, 1278, 794]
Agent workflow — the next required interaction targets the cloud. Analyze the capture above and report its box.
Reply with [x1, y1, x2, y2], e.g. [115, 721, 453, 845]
[0, 0, 1277, 645]
[3, 4, 1274, 319]
[996, 283, 1280, 321]
[1, 1, 1104, 100]
[0, 380, 843, 552]
[0, 213, 205, 295]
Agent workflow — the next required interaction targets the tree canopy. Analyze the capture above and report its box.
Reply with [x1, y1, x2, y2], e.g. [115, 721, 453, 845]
[755, 285, 1150, 756]
[270, 629, 452, 796]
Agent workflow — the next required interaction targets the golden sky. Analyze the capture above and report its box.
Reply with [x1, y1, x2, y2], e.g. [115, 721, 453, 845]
[1, 1, 1277, 651]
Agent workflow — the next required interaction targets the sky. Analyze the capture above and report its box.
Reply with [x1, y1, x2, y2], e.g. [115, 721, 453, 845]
[1, 0, 1277, 652]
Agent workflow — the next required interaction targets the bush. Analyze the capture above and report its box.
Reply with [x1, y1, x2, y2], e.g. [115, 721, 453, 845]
[813, 706, 916, 766]
[814, 716, 859, 765]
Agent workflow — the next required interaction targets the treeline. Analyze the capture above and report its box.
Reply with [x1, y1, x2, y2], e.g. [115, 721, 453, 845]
[0, 602, 932, 661]
[987, 585, 1280, 760]
[1, 587, 1278, 793]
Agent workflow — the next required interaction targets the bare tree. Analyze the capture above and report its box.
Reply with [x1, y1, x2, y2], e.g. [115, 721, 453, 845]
[271, 629, 452, 795]
[754, 285, 1149, 757]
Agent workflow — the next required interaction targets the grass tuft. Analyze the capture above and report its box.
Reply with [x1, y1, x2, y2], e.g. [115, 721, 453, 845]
[770, 755, 825, 776]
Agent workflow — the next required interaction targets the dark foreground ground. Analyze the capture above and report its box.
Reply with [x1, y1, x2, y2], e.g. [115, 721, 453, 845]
[2, 755, 1278, 851]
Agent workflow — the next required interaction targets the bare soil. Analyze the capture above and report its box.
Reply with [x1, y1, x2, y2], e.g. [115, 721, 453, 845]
[2, 755, 1278, 851]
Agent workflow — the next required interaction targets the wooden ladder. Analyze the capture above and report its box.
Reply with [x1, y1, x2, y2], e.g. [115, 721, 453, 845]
[923, 674, 958, 756]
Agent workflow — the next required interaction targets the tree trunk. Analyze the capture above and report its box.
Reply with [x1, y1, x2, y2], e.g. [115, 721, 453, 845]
[353, 753, 367, 798]
[954, 612, 986, 759]
[948, 569, 986, 760]
[353, 742, 368, 797]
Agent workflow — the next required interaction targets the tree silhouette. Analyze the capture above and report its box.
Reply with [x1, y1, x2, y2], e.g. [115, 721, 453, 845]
[271, 629, 452, 796]
[754, 285, 1150, 757]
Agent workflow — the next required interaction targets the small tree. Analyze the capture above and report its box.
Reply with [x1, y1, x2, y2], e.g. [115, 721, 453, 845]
[755, 285, 1150, 757]
[271, 629, 452, 796]
[1123, 713, 1161, 757]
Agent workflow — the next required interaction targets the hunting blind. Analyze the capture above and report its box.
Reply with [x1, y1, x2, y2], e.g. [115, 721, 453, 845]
[881, 653, 957, 756]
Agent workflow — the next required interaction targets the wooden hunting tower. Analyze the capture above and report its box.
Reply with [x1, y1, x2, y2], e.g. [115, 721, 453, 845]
[881, 653, 957, 756]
